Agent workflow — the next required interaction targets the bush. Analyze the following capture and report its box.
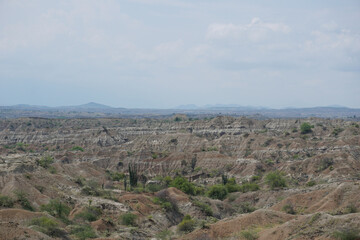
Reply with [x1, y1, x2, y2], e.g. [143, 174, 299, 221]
[265, 171, 287, 189]
[147, 183, 166, 193]
[282, 204, 296, 214]
[240, 230, 258, 240]
[238, 182, 260, 193]
[193, 200, 213, 216]
[333, 228, 360, 240]
[14, 191, 34, 211]
[237, 202, 256, 214]
[306, 180, 316, 187]
[178, 215, 195, 233]
[154, 190, 179, 212]
[70, 224, 97, 240]
[75, 206, 102, 222]
[207, 185, 228, 200]
[170, 176, 196, 195]
[107, 171, 125, 181]
[36, 156, 54, 168]
[344, 204, 357, 214]
[120, 212, 137, 226]
[71, 146, 84, 152]
[40, 199, 70, 219]
[30, 216, 62, 237]
[332, 128, 344, 136]
[300, 122, 313, 134]
[0, 195, 14, 208]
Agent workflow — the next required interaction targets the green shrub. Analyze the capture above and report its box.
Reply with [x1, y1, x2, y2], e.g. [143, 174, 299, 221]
[30, 216, 62, 237]
[48, 166, 57, 174]
[225, 183, 240, 193]
[193, 200, 213, 216]
[333, 228, 360, 240]
[332, 128, 344, 136]
[70, 224, 97, 240]
[106, 171, 125, 181]
[120, 212, 137, 226]
[170, 176, 196, 195]
[207, 184, 228, 200]
[178, 215, 195, 233]
[251, 175, 261, 182]
[282, 204, 296, 214]
[71, 146, 84, 152]
[14, 191, 34, 211]
[0, 195, 14, 208]
[265, 171, 287, 190]
[300, 122, 313, 134]
[238, 182, 260, 193]
[147, 184, 165, 193]
[237, 202, 256, 214]
[306, 180, 316, 187]
[75, 206, 102, 222]
[36, 156, 54, 168]
[40, 199, 70, 219]
[240, 230, 258, 240]
[156, 229, 173, 240]
[152, 197, 175, 212]
[344, 204, 357, 214]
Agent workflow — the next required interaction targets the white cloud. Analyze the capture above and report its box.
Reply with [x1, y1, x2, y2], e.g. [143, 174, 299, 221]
[206, 18, 290, 41]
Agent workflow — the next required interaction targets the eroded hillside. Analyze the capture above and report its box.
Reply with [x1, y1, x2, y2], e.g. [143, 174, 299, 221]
[0, 116, 359, 240]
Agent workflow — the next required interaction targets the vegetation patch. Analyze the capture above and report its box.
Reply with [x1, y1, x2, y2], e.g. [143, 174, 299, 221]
[0, 195, 14, 208]
[207, 184, 228, 200]
[193, 200, 213, 216]
[265, 171, 287, 189]
[120, 212, 137, 226]
[178, 215, 196, 233]
[36, 156, 54, 168]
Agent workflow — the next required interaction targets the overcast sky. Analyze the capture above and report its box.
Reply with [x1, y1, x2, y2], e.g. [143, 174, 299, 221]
[0, 0, 359, 108]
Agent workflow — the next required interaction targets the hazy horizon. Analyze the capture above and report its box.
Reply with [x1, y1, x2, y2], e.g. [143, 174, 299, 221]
[1, 1, 360, 108]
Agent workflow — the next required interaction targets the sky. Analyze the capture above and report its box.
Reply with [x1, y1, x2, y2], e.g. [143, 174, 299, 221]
[0, 0, 359, 109]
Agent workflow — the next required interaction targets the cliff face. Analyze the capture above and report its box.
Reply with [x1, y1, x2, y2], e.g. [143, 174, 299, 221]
[0, 116, 359, 239]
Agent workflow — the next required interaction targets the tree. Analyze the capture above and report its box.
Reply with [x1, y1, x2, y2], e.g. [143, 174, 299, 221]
[207, 184, 228, 200]
[300, 122, 313, 134]
[190, 155, 197, 171]
[265, 171, 287, 189]
[128, 162, 138, 190]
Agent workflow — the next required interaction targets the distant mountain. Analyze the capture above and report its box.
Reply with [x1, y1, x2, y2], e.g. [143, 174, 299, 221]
[63, 102, 113, 109]
[175, 104, 199, 109]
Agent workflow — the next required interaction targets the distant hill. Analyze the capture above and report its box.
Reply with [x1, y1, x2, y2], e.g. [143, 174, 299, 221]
[62, 102, 113, 109]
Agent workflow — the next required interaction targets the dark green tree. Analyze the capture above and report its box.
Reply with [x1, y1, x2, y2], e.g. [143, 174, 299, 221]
[128, 162, 138, 190]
